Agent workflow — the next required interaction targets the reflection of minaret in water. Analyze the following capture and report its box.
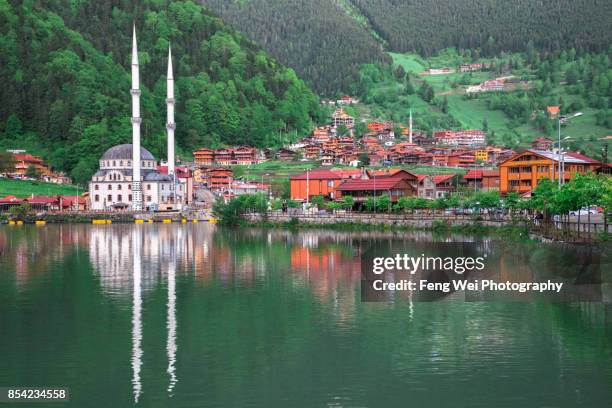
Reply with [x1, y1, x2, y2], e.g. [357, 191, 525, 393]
[166, 255, 178, 394]
[131, 25, 143, 211]
[131, 227, 143, 403]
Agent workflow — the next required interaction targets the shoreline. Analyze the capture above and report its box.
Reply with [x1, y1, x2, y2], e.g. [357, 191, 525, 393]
[1, 212, 609, 244]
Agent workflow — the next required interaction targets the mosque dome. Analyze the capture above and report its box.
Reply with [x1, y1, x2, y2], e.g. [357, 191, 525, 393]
[101, 144, 155, 161]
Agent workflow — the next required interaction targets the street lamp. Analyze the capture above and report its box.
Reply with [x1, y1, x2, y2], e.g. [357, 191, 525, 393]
[560, 136, 572, 185]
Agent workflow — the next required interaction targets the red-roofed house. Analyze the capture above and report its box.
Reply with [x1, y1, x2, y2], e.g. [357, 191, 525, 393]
[463, 170, 500, 191]
[290, 169, 343, 201]
[0, 195, 26, 211]
[335, 178, 415, 204]
[416, 174, 458, 198]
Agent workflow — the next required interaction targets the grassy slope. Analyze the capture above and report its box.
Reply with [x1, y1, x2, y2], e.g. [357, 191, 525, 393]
[0, 179, 79, 198]
[384, 52, 610, 153]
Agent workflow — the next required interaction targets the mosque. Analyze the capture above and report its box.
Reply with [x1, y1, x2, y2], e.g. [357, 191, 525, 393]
[89, 27, 183, 211]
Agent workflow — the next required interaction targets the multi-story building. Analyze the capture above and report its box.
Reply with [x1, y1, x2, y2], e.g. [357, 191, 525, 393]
[233, 146, 257, 165]
[530, 137, 554, 151]
[434, 130, 486, 147]
[193, 148, 214, 166]
[213, 148, 233, 166]
[331, 108, 355, 127]
[12, 153, 51, 177]
[499, 149, 601, 194]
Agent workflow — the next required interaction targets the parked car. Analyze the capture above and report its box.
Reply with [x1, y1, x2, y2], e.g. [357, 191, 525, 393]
[569, 207, 598, 216]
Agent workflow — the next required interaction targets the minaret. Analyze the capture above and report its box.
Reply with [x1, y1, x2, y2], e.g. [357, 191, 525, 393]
[166, 46, 175, 176]
[409, 108, 413, 144]
[131, 25, 143, 211]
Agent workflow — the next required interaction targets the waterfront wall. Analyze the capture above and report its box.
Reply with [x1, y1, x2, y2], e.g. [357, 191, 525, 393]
[246, 212, 523, 228]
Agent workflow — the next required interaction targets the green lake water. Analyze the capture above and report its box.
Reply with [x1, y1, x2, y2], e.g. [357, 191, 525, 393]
[0, 224, 611, 407]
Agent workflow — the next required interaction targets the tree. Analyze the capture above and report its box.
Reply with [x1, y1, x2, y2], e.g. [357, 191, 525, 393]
[25, 165, 40, 180]
[358, 152, 370, 166]
[311, 195, 325, 209]
[0, 152, 16, 173]
[8, 203, 31, 221]
[377, 195, 391, 212]
[341, 196, 355, 211]
[482, 117, 489, 132]
[418, 82, 434, 103]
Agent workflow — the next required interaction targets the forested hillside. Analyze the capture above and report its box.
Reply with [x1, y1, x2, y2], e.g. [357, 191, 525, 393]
[351, 0, 611, 56]
[199, 0, 390, 95]
[201, 0, 611, 93]
[0, 0, 321, 183]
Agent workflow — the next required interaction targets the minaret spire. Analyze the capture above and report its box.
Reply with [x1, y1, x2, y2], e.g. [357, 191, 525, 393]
[131, 24, 143, 211]
[408, 108, 413, 144]
[166, 45, 175, 177]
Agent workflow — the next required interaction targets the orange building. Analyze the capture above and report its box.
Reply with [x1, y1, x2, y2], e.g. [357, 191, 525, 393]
[193, 148, 214, 166]
[499, 149, 600, 194]
[289, 169, 343, 201]
[13, 153, 50, 176]
[208, 168, 233, 190]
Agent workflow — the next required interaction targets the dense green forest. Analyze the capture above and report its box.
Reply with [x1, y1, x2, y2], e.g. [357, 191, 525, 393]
[0, 0, 321, 184]
[352, 0, 611, 57]
[200, 0, 611, 94]
[199, 0, 390, 95]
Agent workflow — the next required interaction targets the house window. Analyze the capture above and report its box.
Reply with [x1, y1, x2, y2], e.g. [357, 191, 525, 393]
[120, 161, 123, 166]
[327, 181, 334, 188]
[128, 195, 132, 201]
[95, 195, 99, 202]
[510, 180, 520, 187]
[162, 185, 165, 191]
[108, 184, 112, 190]
[107, 194, 112, 202]
[509, 167, 520, 174]
[521, 166, 531, 172]
[147, 184, 151, 190]
[128, 184, 131, 190]
[94, 184, 99, 190]
[147, 196, 152, 202]
[537, 165, 549, 173]
[113, 161, 116, 167]
[118, 194, 122, 202]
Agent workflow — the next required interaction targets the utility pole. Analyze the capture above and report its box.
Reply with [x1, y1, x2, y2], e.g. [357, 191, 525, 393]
[305, 169, 309, 210]
[557, 115, 562, 187]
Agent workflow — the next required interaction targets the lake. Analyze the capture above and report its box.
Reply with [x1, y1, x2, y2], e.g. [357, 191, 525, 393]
[0, 224, 611, 407]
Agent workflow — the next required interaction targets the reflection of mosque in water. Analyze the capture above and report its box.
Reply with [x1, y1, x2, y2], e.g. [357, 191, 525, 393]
[88, 225, 213, 403]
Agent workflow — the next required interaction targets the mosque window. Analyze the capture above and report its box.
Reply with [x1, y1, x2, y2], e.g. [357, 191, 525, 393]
[95, 195, 99, 202]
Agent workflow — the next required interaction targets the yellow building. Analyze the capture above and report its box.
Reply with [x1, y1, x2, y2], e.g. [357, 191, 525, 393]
[475, 150, 488, 162]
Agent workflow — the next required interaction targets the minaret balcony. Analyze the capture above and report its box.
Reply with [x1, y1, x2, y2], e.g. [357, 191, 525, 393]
[166, 122, 176, 130]
[130, 89, 141, 96]
[131, 117, 142, 124]
[166, 98, 175, 104]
